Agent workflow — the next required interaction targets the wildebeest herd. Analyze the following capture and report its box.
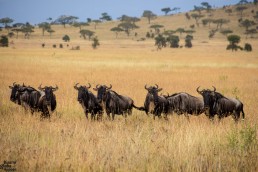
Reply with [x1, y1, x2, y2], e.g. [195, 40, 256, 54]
[9, 82, 245, 122]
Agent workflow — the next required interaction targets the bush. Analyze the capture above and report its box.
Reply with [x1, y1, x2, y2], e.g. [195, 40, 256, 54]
[0, 35, 9, 47]
[53, 44, 56, 48]
[92, 37, 100, 49]
[146, 32, 151, 38]
[244, 43, 252, 51]
[62, 35, 70, 42]
[227, 35, 241, 51]
[59, 44, 63, 48]
[167, 35, 179, 48]
[185, 37, 192, 48]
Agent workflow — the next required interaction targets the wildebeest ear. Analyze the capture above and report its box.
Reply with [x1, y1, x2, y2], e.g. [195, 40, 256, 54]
[157, 88, 163, 92]
[74, 86, 79, 90]
[93, 88, 98, 91]
[9, 86, 13, 89]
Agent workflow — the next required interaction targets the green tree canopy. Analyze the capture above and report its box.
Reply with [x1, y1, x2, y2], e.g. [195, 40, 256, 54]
[80, 29, 95, 40]
[0, 17, 14, 27]
[117, 22, 139, 37]
[100, 13, 112, 21]
[38, 22, 51, 36]
[72, 22, 89, 31]
[191, 13, 204, 27]
[236, 6, 248, 18]
[142, 10, 157, 24]
[220, 29, 233, 36]
[150, 24, 164, 34]
[239, 19, 256, 31]
[55, 15, 78, 28]
[110, 27, 124, 38]
[161, 7, 171, 15]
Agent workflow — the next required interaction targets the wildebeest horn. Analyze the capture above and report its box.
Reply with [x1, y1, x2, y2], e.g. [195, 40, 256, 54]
[145, 84, 149, 90]
[96, 84, 100, 89]
[52, 85, 58, 91]
[212, 86, 216, 92]
[155, 84, 159, 89]
[196, 86, 201, 93]
[86, 83, 91, 89]
[107, 84, 112, 90]
[38, 84, 44, 91]
[74, 83, 79, 90]
[13, 82, 16, 86]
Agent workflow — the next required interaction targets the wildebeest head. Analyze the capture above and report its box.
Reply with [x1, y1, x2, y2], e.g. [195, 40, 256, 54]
[38, 84, 58, 105]
[93, 84, 112, 103]
[9, 82, 26, 104]
[145, 84, 163, 97]
[74, 83, 91, 103]
[197, 86, 216, 109]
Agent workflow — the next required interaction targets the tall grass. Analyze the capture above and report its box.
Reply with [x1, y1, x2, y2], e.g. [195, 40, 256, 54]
[1, 5, 258, 170]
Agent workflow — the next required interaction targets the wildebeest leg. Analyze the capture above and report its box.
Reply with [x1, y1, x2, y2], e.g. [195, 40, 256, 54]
[112, 112, 115, 121]
[84, 112, 88, 119]
[91, 113, 95, 121]
[184, 112, 190, 121]
[241, 109, 245, 121]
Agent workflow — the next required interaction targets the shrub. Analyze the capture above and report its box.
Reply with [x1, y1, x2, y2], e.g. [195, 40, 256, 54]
[59, 44, 63, 48]
[0, 35, 9, 47]
[244, 43, 252, 51]
[227, 34, 241, 51]
[167, 35, 179, 48]
[185, 36, 193, 48]
[53, 44, 56, 48]
[62, 35, 70, 42]
[92, 37, 100, 49]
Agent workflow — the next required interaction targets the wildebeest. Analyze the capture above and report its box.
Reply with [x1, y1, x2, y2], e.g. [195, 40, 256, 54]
[9, 82, 41, 114]
[197, 86, 245, 122]
[74, 83, 103, 120]
[143, 84, 169, 119]
[94, 84, 140, 120]
[38, 84, 58, 119]
[164, 92, 204, 119]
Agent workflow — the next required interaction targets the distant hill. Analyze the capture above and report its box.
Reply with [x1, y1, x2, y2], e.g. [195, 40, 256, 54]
[1, 3, 257, 43]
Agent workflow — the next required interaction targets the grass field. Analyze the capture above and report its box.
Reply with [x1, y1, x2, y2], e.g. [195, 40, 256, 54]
[1, 4, 258, 171]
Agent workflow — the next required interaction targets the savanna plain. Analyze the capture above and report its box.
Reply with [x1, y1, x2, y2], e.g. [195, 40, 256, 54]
[1, 6, 258, 171]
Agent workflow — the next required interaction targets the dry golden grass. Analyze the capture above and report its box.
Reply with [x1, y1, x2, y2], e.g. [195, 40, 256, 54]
[1, 4, 258, 171]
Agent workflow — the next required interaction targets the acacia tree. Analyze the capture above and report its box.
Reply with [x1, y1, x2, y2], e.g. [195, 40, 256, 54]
[213, 19, 230, 29]
[176, 28, 185, 38]
[201, 2, 212, 13]
[220, 29, 233, 36]
[119, 15, 140, 24]
[100, 13, 112, 21]
[202, 18, 213, 28]
[72, 22, 89, 31]
[92, 20, 101, 29]
[117, 22, 139, 37]
[47, 29, 55, 38]
[227, 34, 241, 51]
[161, 7, 171, 15]
[80, 29, 95, 40]
[56, 15, 78, 28]
[38, 22, 51, 36]
[12, 23, 24, 39]
[150, 24, 164, 34]
[21, 22, 34, 39]
[110, 27, 124, 38]
[240, 19, 256, 32]
[191, 13, 204, 27]
[236, 6, 248, 18]
[0, 17, 14, 28]
[142, 10, 157, 24]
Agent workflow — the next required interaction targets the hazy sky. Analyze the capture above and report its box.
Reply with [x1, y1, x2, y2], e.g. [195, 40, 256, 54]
[0, 0, 240, 25]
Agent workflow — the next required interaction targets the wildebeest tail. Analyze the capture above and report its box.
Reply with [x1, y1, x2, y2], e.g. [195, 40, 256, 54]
[132, 104, 145, 111]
